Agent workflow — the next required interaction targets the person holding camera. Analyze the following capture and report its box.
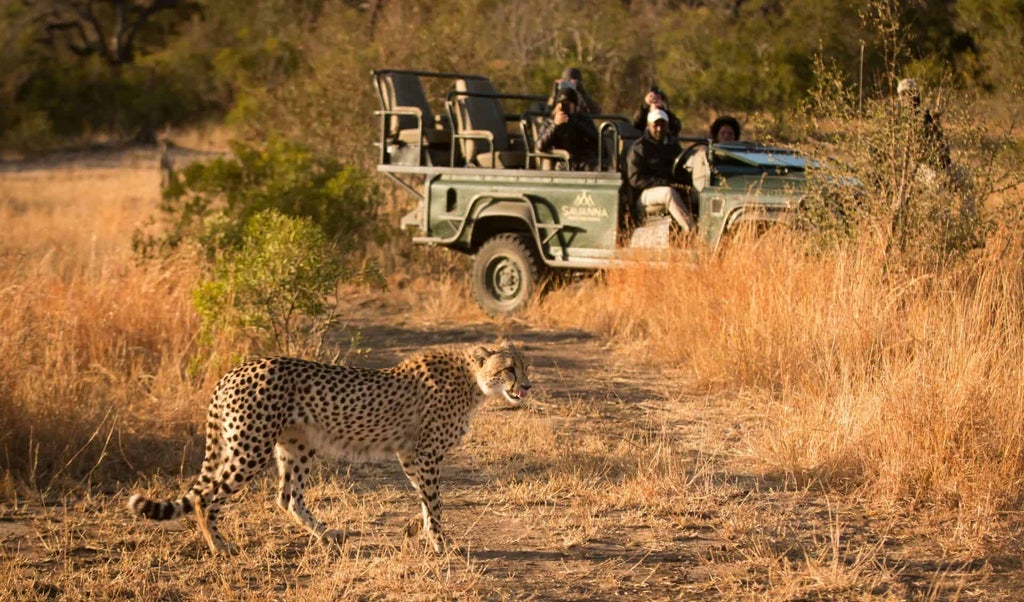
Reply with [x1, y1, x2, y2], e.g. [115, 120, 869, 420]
[631, 85, 681, 137]
[535, 87, 600, 171]
[545, 66, 601, 115]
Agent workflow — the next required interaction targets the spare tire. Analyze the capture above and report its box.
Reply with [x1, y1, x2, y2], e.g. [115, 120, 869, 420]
[471, 233, 541, 316]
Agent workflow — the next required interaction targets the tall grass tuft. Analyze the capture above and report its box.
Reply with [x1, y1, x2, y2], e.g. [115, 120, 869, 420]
[0, 166, 229, 492]
[539, 220, 1024, 539]
[0, 253, 222, 491]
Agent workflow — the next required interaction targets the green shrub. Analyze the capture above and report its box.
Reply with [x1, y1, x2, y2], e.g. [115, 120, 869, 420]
[136, 138, 380, 260]
[795, 7, 996, 270]
[135, 138, 383, 359]
[193, 209, 383, 357]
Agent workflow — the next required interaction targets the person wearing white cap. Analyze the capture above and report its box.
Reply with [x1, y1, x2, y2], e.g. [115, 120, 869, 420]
[625, 108, 693, 232]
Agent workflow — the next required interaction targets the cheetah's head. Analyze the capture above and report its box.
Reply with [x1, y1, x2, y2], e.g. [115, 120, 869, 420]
[472, 340, 532, 405]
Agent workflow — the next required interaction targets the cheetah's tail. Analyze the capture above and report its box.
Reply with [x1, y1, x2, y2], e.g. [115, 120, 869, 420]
[127, 491, 197, 521]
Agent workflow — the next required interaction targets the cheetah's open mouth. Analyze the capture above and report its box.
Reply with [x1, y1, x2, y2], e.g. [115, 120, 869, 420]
[502, 387, 527, 404]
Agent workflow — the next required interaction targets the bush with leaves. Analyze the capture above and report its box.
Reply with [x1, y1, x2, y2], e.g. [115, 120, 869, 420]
[795, 3, 999, 270]
[193, 209, 383, 358]
[134, 138, 384, 359]
[136, 138, 380, 260]
[798, 100, 988, 270]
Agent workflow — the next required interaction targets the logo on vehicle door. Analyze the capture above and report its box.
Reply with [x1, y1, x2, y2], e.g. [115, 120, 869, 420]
[561, 191, 608, 222]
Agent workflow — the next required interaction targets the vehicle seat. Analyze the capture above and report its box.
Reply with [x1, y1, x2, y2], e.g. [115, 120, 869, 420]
[452, 78, 526, 168]
[615, 123, 642, 167]
[520, 113, 569, 170]
[382, 72, 450, 146]
[616, 132, 644, 233]
[685, 146, 711, 192]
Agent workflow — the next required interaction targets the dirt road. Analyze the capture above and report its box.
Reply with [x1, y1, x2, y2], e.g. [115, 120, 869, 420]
[2, 291, 1022, 600]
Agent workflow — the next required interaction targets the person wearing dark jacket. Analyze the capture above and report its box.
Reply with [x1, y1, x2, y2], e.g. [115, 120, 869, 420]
[535, 87, 599, 171]
[631, 85, 681, 137]
[626, 108, 691, 229]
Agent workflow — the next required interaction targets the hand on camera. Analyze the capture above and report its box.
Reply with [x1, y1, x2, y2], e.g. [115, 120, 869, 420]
[553, 104, 569, 125]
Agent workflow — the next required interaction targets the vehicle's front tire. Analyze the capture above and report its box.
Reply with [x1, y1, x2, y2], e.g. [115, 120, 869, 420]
[471, 233, 541, 316]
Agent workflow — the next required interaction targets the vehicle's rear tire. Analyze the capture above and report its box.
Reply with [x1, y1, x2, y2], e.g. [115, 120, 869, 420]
[471, 233, 541, 316]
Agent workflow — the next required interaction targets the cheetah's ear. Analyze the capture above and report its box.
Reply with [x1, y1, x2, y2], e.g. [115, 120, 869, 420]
[472, 345, 492, 367]
[495, 338, 517, 353]
[495, 338, 522, 355]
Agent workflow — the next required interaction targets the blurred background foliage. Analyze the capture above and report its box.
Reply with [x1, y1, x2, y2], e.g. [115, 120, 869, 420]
[2, 0, 1022, 159]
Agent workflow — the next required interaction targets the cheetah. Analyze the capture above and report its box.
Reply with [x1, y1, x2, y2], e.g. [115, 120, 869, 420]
[128, 340, 531, 554]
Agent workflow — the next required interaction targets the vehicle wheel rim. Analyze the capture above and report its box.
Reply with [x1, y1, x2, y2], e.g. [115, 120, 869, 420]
[487, 257, 522, 301]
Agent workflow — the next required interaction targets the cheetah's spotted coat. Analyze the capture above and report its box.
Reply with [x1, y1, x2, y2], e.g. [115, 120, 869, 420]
[128, 340, 531, 554]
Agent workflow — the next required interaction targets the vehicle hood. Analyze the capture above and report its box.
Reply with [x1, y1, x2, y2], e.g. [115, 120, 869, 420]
[713, 142, 809, 172]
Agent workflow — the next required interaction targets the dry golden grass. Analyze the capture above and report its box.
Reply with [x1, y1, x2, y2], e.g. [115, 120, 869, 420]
[536, 221, 1024, 550]
[0, 154, 237, 493]
[2, 148, 1023, 599]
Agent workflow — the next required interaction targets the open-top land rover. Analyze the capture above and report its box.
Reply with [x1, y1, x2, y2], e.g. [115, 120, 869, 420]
[372, 69, 809, 315]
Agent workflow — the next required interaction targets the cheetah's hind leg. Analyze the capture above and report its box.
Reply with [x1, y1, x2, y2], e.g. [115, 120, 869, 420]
[194, 495, 238, 555]
[189, 439, 274, 554]
[275, 435, 345, 546]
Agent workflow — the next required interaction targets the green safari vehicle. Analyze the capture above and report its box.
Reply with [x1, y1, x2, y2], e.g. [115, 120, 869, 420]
[372, 69, 808, 315]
